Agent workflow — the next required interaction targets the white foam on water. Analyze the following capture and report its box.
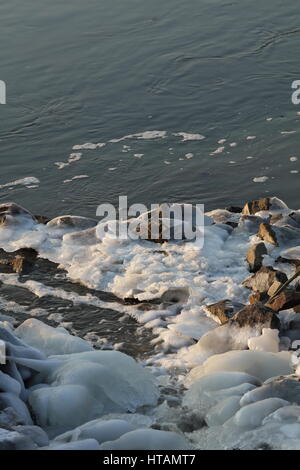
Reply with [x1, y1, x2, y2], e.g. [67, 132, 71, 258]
[0, 177, 40, 190]
[72, 143, 106, 150]
[210, 146, 225, 155]
[173, 132, 205, 141]
[109, 131, 167, 143]
[253, 176, 269, 183]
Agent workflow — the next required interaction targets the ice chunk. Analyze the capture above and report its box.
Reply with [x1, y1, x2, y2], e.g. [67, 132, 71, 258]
[240, 377, 300, 407]
[99, 429, 191, 450]
[47, 439, 101, 450]
[0, 392, 33, 425]
[230, 398, 290, 430]
[184, 370, 261, 390]
[205, 395, 241, 426]
[15, 319, 93, 356]
[25, 350, 158, 432]
[0, 371, 22, 396]
[54, 419, 134, 444]
[186, 350, 293, 383]
[0, 428, 36, 450]
[248, 328, 279, 353]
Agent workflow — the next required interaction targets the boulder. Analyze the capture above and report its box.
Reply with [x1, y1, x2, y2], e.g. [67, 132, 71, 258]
[0, 203, 36, 226]
[246, 243, 267, 273]
[257, 223, 278, 246]
[243, 267, 287, 293]
[266, 290, 300, 312]
[205, 300, 244, 324]
[47, 215, 97, 230]
[229, 303, 279, 330]
[242, 198, 271, 215]
[225, 206, 242, 213]
[0, 248, 37, 275]
[249, 292, 269, 304]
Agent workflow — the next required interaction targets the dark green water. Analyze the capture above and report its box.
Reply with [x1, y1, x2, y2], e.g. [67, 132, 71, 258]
[1, 0, 300, 217]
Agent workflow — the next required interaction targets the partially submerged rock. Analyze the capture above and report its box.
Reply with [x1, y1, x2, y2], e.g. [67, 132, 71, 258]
[0, 203, 36, 226]
[47, 215, 98, 230]
[0, 248, 37, 275]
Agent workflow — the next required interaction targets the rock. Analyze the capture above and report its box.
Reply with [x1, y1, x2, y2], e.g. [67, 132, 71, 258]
[225, 206, 243, 213]
[243, 267, 287, 293]
[276, 256, 300, 268]
[249, 292, 269, 304]
[246, 243, 267, 273]
[238, 215, 270, 234]
[205, 300, 244, 325]
[273, 213, 300, 228]
[240, 376, 300, 407]
[11, 255, 34, 275]
[34, 215, 51, 225]
[0, 203, 36, 226]
[242, 198, 271, 215]
[229, 303, 279, 330]
[47, 215, 97, 230]
[257, 223, 279, 246]
[0, 248, 37, 275]
[266, 290, 300, 312]
[270, 213, 283, 224]
[267, 280, 284, 297]
[0, 428, 36, 450]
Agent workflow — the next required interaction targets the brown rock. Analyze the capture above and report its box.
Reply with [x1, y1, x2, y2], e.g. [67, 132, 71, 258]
[243, 267, 288, 293]
[242, 198, 271, 215]
[270, 213, 283, 224]
[276, 256, 300, 268]
[267, 280, 285, 297]
[225, 206, 243, 214]
[257, 223, 278, 246]
[249, 292, 269, 304]
[205, 300, 244, 325]
[230, 302, 279, 329]
[0, 248, 37, 275]
[246, 243, 267, 273]
[34, 215, 51, 225]
[266, 290, 300, 312]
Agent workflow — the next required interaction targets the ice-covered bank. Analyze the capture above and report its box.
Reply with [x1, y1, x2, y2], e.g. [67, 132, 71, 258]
[1, 197, 300, 449]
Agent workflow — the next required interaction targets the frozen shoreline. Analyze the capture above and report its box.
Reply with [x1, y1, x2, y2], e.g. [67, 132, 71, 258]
[1, 197, 300, 449]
